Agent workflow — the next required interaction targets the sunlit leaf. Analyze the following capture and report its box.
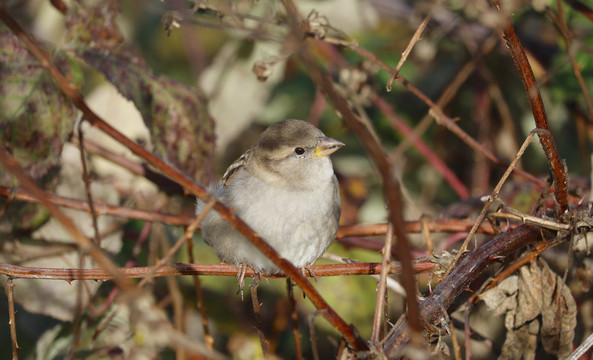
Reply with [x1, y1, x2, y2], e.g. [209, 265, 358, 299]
[80, 49, 215, 183]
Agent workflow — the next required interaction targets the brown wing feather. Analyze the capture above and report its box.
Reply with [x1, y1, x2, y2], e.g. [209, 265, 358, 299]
[221, 146, 253, 186]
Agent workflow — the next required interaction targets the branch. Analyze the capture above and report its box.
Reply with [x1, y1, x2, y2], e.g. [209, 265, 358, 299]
[0, 186, 194, 227]
[496, 3, 569, 215]
[6, 279, 19, 360]
[0, 262, 435, 281]
[382, 224, 565, 356]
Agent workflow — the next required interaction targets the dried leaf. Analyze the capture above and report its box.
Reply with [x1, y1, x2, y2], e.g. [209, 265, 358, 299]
[500, 319, 539, 360]
[479, 275, 518, 316]
[536, 261, 576, 357]
[575, 258, 593, 292]
[482, 258, 576, 359]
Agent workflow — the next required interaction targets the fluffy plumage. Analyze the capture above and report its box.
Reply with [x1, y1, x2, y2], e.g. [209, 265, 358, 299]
[197, 119, 343, 274]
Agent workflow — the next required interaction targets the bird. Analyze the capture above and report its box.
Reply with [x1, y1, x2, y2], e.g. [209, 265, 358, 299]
[196, 119, 344, 288]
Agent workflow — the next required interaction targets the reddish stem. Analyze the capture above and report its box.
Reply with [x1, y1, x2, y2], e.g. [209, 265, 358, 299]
[501, 16, 569, 215]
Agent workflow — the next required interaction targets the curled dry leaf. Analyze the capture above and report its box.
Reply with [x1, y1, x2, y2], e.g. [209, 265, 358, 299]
[481, 258, 576, 359]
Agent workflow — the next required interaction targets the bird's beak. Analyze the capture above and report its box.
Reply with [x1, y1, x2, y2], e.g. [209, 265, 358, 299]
[314, 137, 345, 158]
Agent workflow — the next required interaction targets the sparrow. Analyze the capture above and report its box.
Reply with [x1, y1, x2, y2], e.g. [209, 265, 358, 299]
[197, 119, 343, 287]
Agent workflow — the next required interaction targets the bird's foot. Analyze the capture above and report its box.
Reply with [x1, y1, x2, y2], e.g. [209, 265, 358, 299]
[236, 264, 263, 301]
[301, 264, 317, 282]
[236, 263, 248, 301]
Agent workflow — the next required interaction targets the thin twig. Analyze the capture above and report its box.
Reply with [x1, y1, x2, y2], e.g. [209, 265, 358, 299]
[464, 305, 472, 360]
[444, 129, 541, 278]
[420, 216, 434, 255]
[92, 309, 117, 342]
[77, 121, 102, 246]
[185, 223, 213, 350]
[373, 96, 470, 199]
[308, 309, 326, 360]
[0, 186, 195, 226]
[67, 253, 86, 360]
[250, 278, 271, 358]
[6, 278, 19, 360]
[484, 66, 523, 169]
[390, 34, 499, 163]
[338, 219, 496, 237]
[89, 221, 153, 319]
[551, 1, 593, 122]
[302, 41, 422, 338]
[287, 279, 304, 360]
[566, 331, 593, 360]
[449, 314, 461, 360]
[371, 223, 394, 347]
[71, 136, 185, 196]
[68, 122, 99, 360]
[166, 267, 186, 359]
[386, 2, 439, 91]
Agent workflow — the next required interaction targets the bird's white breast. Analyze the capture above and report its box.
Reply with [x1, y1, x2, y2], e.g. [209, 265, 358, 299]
[214, 165, 339, 272]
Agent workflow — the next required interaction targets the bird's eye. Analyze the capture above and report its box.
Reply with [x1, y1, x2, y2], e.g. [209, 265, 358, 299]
[294, 147, 305, 155]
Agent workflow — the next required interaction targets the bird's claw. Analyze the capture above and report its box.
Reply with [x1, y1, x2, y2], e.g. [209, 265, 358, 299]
[236, 263, 248, 301]
[301, 264, 317, 282]
[236, 264, 264, 300]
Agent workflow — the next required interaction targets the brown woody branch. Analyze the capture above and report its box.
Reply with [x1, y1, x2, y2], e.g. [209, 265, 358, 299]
[0, 262, 435, 281]
[382, 224, 564, 356]
[565, 0, 593, 23]
[497, 5, 569, 215]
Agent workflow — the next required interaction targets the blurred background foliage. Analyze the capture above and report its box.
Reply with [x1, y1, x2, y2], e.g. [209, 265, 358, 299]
[1, 0, 592, 358]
